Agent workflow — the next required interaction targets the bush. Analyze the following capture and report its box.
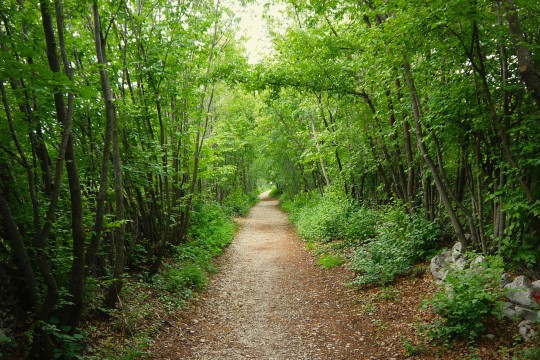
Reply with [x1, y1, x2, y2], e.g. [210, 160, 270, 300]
[281, 190, 380, 245]
[350, 207, 438, 287]
[424, 254, 504, 342]
[162, 264, 207, 293]
[340, 206, 379, 244]
[280, 191, 439, 288]
[221, 189, 258, 216]
[187, 201, 235, 252]
[294, 191, 355, 243]
[268, 185, 280, 197]
[154, 201, 236, 298]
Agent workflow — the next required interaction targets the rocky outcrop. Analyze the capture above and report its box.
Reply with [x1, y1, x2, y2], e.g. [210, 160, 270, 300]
[501, 275, 540, 340]
[504, 276, 539, 309]
[430, 242, 466, 281]
[429, 244, 539, 342]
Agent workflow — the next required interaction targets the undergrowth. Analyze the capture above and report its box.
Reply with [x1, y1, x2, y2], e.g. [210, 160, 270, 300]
[84, 196, 249, 359]
[279, 190, 438, 287]
[221, 189, 259, 216]
[279, 190, 526, 350]
[422, 254, 505, 343]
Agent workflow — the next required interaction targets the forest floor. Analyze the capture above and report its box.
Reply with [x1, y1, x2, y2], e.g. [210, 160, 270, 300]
[144, 192, 524, 360]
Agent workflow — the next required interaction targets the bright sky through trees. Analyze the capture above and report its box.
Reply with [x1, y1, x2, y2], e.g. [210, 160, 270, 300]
[230, 0, 278, 64]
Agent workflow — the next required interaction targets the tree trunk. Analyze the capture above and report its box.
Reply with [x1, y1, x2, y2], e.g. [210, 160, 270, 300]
[502, 0, 540, 112]
[403, 62, 468, 248]
[0, 195, 39, 308]
[91, 1, 126, 308]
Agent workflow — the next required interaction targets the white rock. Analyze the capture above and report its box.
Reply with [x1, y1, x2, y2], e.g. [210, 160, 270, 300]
[453, 257, 466, 271]
[501, 302, 517, 320]
[519, 320, 538, 342]
[505, 276, 537, 309]
[451, 242, 464, 261]
[430, 249, 452, 280]
[531, 280, 540, 293]
[470, 256, 486, 269]
[515, 305, 539, 322]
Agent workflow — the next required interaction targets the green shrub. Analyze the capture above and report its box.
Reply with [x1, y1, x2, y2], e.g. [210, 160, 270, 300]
[350, 207, 438, 287]
[162, 264, 207, 293]
[280, 192, 438, 288]
[155, 201, 236, 298]
[221, 189, 258, 216]
[522, 345, 540, 359]
[423, 254, 504, 342]
[268, 185, 280, 197]
[281, 190, 380, 245]
[187, 201, 235, 251]
[295, 191, 353, 243]
[340, 206, 378, 244]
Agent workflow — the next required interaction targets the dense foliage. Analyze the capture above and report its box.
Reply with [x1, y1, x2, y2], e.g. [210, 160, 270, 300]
[424, 255, 505, 342]
[257, 0, 540, 270]
[0, 0, 259, 357]
[280, 190, 438, 285]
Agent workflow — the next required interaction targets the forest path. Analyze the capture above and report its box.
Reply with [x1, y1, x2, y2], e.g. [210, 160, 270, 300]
[149, 192, 405, 359]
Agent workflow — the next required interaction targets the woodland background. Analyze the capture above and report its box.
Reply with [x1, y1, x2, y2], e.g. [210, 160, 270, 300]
[0, 0, 539, 358]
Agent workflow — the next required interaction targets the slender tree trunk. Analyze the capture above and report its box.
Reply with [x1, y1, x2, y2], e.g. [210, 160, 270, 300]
[502, 0, 540, 112]
[33, 0, 84, 354]
[309, 115, 331, 188]
[52, 0, 86, 330]
[403, 62, 468, 247]
[469, 21, 534, 202]
[86, 2, 114, 271]
[85, 0, 113, 273]
[0, 195, 39, 308]
[394, 79, 416, 202]
[91, 1, 126, 308]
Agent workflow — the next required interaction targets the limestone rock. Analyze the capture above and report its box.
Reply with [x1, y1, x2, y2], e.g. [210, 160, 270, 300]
[531, 281, 540, 308]
[470, 256, 486, 270]
[519, 320, 537, 342]
[501, 302, 517, 320]
[500, 273, 512, 288]
[430, 249, 452, 281]
[504, 276, 538, 309]
[514, 305, 539, 322]
[451, 242, 463, 261]
[531, 280, 540, 293]
[453, 257, 466, 271]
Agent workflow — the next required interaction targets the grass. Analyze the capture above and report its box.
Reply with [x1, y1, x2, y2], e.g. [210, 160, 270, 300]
[317, 254, 343, 269]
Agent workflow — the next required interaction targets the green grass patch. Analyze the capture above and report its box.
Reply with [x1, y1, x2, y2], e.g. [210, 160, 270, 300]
[317, 254, 343, 269]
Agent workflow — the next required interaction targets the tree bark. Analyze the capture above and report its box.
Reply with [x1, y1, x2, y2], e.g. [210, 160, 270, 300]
[403, 62, 468, 247]
[91, 0, 126, 309]
[0, 195, 39, 308]
[502, 0, 540, 112]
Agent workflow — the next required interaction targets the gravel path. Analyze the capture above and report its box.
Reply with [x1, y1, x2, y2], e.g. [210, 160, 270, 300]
[150, 192, 397, 359]
[145, 191, 520, 360]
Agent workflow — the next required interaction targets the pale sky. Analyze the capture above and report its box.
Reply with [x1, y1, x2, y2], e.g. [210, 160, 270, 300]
[237, 3, 270, 63]
[227, 0, 286, 64]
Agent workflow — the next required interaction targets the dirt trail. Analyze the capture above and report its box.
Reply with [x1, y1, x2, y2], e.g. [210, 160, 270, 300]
[150, 192, 405, 359]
